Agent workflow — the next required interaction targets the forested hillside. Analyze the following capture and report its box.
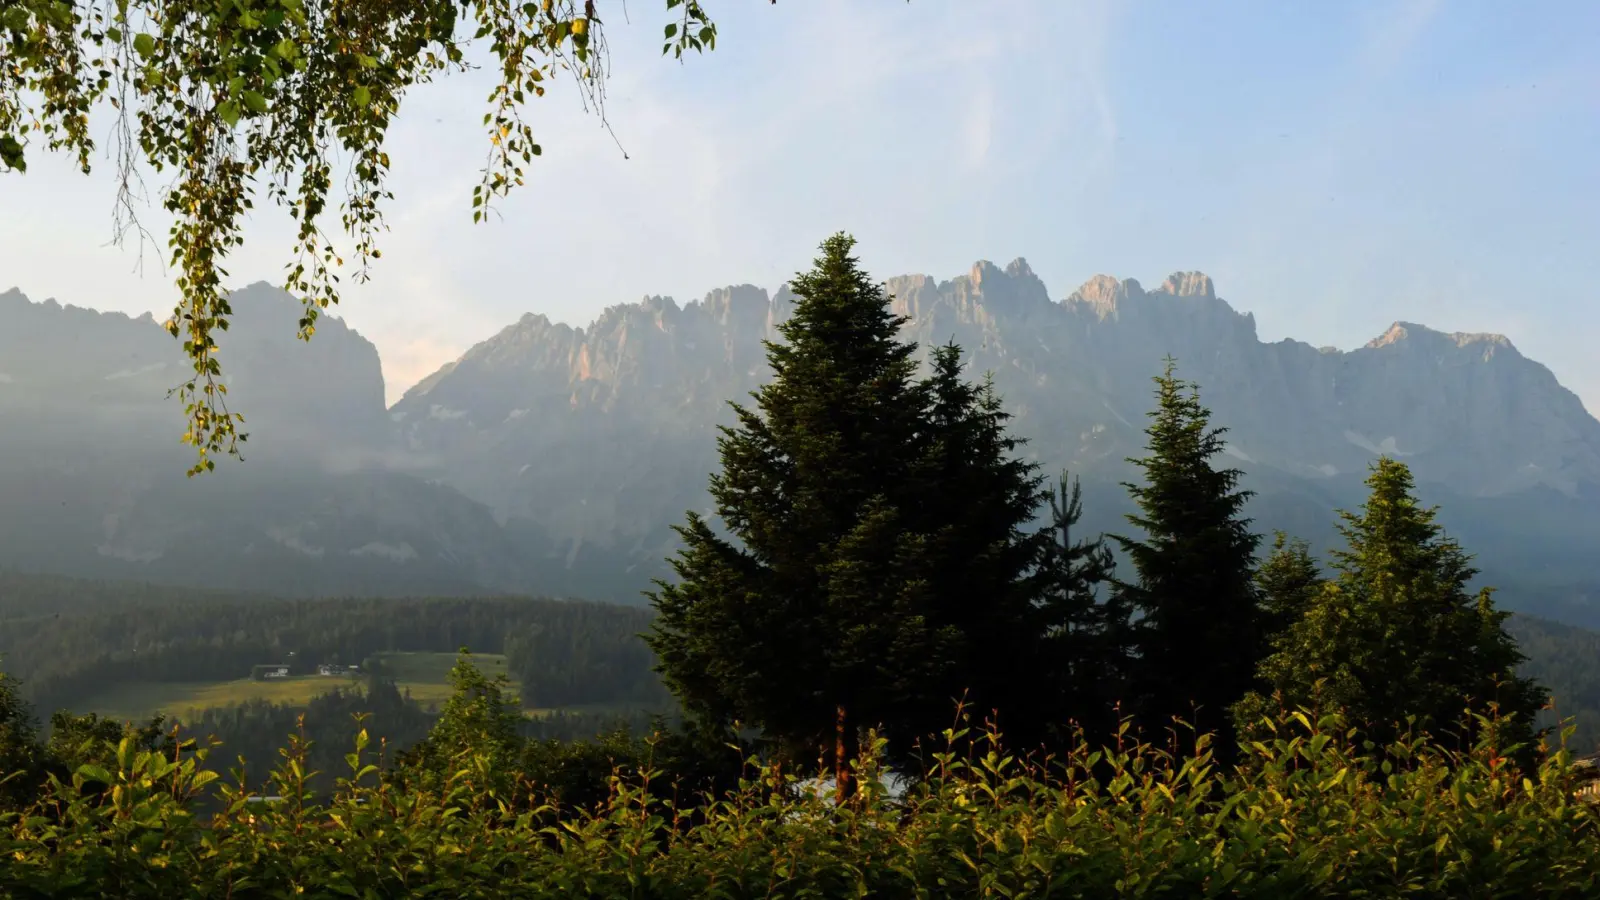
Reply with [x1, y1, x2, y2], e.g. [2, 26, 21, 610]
[0, 583, 669, 717]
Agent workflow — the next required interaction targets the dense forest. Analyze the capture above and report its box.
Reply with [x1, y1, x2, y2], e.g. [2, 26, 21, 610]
[0, 588, 671, 715]
[7, 572, 1600, 754]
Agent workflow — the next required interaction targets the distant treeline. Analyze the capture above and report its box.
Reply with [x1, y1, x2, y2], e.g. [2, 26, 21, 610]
[1507, 614, 1600, 751]
[0, 582, 672, 716]
[176, 680, 667, 794]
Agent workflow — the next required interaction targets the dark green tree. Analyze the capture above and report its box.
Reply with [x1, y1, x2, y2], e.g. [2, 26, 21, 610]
[648, 234, 948, 801]
[647, 234, 1067, 799]
[1111, 359, 1264, 751]
[1032, 472, 1130, 738]
[1256, 531, 1325, 640]
[891, 345, 1064, 755]
[1241, 458, 1547, 752]
[0, 666, 42, 810]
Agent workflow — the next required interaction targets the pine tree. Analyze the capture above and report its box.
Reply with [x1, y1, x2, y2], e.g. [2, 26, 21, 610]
[1111, 358, 1264, 751]
[1034, 472, 1131, 738]
[647, 234, 955, 800]
[1243, 458, 1546, 750]
[646, 235, 1074, 797]
[1232, 532, 1326, 732]
[1257, 531, 1325, 639]
[891, 344, 1060, 754]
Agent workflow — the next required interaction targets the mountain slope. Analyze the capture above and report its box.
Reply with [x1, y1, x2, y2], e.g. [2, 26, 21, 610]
[0, 286, 534, 596]
[6, 268, 1600, 617]
[392, 262, 1600, 608]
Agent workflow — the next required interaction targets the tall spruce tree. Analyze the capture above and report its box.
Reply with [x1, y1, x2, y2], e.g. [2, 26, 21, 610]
[1111, 359, 1264, 750]
[647, 235, 1084, 797]
[1242, 458, 1546, 750]
[648, 234, 951, 799]
[891, 345, 1061, 754]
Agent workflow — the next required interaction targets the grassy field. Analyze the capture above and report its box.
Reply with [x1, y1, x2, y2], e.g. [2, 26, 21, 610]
[377, 652, 517, 708]
[81, 652, 515, 721]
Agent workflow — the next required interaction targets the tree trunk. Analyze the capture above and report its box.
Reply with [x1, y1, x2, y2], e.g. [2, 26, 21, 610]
[834, 704, 855, 806]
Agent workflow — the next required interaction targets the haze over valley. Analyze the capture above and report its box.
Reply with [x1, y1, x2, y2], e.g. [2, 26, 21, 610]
[4, 265, 1598, 624]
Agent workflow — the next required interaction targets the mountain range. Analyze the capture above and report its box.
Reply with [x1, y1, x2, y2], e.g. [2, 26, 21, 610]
[4, 264, 1599, 624]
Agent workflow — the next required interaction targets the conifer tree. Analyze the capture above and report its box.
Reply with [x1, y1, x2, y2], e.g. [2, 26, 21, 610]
[1257, 532, 1325, 639]
[647, 234, 952, 800]
[1242, 458, 1546, 750]
[1111, 359, 1264, 750]
[1034, 472, 1131, 737]
[647, 235, 1079, 797]
[890, 345, 1061, 753]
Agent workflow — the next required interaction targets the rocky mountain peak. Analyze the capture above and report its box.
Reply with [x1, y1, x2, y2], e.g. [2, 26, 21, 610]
[639, 294, 681, 318]
[957, 257, 1052, 312]
[1156, 271, 1216, 299]
[693, 284, 770, 329]
[1063, 274, 1147, 319]
[1004, 257, 1038, 281]
[1366, 321, 1519, 357]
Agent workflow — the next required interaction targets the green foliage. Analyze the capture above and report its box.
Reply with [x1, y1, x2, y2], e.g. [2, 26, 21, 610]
[44, 710, 170, 773]
[1112, 357, 1265, 748]
[1509, 613, 1600, 751]
[515, 717, 748, 815]
[1, 0, 723, 473]
[1256, 530, 1325, 638]
[648, 233, 941, 791]
[0, 666, 43, 810]
[649, 234, 1121, 794]
[3, 707, 1599, 897]
[1033, 471, 1131, 737]
[395, 651, 524, 798]
[1244, 458, 1547, 752]
[0, 593, 667, 717]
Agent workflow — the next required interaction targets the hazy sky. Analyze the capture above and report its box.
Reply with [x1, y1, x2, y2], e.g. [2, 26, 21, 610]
[2, 0, 1596, 407]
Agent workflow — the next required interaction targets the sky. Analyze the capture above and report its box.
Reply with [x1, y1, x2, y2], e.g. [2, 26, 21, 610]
[2, 0, 1597, 407]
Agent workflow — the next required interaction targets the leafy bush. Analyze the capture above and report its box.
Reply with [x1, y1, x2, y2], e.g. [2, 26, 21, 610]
[3, 709, 1598, 898]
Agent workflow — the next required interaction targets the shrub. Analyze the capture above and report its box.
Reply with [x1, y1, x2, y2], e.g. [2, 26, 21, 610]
[3, 708, 1598, 897]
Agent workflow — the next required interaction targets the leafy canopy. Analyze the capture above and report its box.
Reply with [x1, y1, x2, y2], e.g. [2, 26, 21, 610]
[1, 0, 720, 474]
[0, 665, 42, 810]
[395, 649, 523, 797]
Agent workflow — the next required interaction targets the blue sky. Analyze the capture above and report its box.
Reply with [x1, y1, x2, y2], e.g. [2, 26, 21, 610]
[2, 0, 1596, 406]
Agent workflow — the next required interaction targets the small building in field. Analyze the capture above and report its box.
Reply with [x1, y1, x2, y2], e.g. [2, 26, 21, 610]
[251, 664, 291, 681]
[1574, 752, 1600, 803]
[317, 664, 359, 677]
